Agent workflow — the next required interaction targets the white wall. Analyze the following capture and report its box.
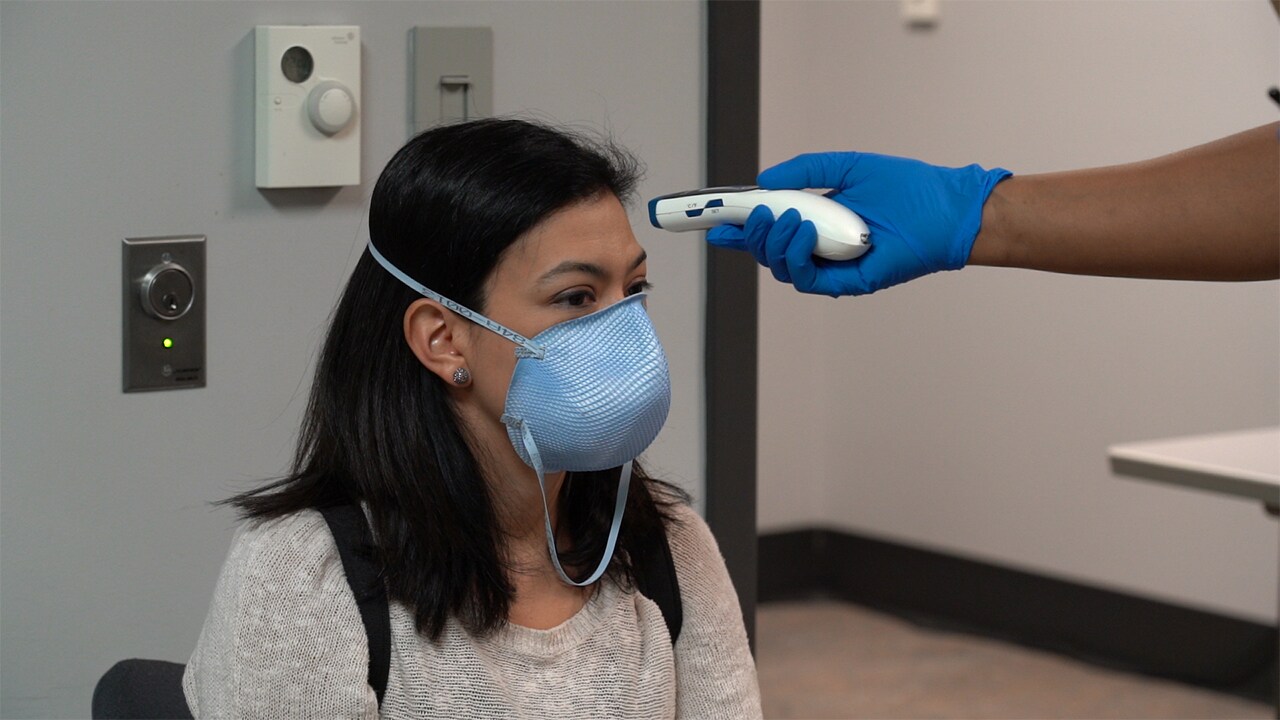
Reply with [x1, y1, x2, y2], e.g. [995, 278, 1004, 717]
[759, 0, 1279, 623]
[0, 2, 704, 716]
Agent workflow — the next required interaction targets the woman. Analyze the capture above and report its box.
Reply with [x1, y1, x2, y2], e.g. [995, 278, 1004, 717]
[183, 118, 761, 718]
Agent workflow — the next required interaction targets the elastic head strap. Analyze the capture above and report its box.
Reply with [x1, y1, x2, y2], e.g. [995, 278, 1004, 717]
[366, 241, 545, 359]
[519, 421, 632, 587]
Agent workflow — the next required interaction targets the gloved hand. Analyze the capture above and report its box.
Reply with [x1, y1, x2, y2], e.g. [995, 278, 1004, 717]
[706, 152, 1012, 296]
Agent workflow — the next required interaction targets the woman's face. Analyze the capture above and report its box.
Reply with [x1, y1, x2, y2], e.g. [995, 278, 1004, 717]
[463, 192, 650, 429]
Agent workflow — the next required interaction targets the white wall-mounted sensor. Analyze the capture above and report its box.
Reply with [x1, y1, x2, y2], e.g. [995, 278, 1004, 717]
[255, 25, 360, 188]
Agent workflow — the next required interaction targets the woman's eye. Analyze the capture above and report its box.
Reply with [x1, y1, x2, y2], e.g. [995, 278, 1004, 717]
[627, 280, 653, 296]
[555, 290, 595, 307]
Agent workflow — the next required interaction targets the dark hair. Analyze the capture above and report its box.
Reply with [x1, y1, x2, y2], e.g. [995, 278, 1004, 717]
[227, 118, 687, 640]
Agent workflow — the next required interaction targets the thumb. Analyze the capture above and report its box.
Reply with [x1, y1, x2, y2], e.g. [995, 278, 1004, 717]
[758, 152, 856, 191]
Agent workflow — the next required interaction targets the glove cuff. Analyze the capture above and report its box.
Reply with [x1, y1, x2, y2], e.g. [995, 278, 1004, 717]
[947, 166, 1013, 271]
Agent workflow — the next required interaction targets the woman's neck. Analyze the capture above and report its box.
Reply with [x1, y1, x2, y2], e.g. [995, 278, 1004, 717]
[456, 405, 593, 627]
[459, 405, 570, 574]
[495, 464, 566, 555]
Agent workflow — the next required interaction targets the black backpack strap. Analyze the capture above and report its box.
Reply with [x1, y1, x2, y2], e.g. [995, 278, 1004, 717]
[319, 505, 391, 706]
[633, 520, 683, 645]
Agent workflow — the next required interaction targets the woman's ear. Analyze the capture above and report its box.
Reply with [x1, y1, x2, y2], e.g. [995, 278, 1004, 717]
[404, 299, 472, 387]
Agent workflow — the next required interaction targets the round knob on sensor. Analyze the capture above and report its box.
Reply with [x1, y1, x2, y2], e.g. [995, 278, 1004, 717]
[307, 80, 356, 135]
[140, 262, 195, 321]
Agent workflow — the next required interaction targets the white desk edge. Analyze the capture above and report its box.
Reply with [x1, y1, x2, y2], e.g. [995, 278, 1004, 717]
[1108, 426, 1280, 506]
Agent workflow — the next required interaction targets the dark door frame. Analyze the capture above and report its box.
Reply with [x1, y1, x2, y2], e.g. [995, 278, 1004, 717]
[704, 0, 760, 649]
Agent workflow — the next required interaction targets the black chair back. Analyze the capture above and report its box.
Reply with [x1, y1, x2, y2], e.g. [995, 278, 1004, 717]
[92, 659, 193, 719]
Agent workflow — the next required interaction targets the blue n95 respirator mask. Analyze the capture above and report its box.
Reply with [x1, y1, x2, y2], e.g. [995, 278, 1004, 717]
[368, 242, 671, 587]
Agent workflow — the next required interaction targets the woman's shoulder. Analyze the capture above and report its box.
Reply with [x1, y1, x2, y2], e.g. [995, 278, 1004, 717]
[231, 507, 335, 557]
[655, 496, 726, 576]
[186, 509, 374, 716]
[218, 509, 349, 600]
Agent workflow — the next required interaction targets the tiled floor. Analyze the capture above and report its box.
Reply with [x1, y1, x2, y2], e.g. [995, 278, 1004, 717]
[756, 600, 1273, 719]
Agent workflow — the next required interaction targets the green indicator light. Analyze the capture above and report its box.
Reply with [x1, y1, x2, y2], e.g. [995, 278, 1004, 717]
[162, 337, 174, 349]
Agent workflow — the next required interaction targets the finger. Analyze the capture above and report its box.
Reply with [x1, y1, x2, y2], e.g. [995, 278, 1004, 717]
[786, 222, 882, 297]
[706, 224, 748, 251]
[766, 209, 802, 283]
[758, 152, 858, 191]
[838, 238, 923, 296]
[742, 204, 776, 268]
[783, 220, 823, 293]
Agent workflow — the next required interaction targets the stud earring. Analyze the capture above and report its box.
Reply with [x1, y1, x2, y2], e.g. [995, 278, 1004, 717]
[452, 367, 471, 385]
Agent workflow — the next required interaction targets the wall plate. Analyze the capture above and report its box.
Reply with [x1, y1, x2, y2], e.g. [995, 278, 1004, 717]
[411, 27, 493, 135]
[123, 236, 206, 392]
[256, 25, 361, 188]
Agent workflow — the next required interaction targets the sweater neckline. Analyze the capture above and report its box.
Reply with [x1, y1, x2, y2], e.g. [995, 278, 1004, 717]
[481, 579, 621, 658]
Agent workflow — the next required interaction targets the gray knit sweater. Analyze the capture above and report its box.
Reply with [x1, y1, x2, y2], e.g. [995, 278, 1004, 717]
[182, 502, 761, 718]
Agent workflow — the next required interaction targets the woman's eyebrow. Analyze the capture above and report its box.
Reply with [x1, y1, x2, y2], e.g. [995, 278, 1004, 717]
[536, 250, 648, 285]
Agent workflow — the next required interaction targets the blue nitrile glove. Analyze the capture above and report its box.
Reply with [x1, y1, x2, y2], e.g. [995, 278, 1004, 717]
[706, 152, 1012, 296]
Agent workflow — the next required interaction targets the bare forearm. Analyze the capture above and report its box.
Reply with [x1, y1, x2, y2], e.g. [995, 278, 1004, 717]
[970, 123, 1280, 281]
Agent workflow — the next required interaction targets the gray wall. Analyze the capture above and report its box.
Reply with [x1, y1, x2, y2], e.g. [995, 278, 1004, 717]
[759, 0, 1279, 622]
[0, 2, 705, 716]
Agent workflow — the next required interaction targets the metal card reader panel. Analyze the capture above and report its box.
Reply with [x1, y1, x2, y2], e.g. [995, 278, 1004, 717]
[122, 236, 206, 392]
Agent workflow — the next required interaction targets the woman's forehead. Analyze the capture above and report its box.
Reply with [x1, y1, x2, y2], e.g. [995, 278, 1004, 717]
[498, 195, 643, 276]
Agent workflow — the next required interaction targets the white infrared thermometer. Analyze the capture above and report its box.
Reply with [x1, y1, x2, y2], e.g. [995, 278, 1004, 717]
[648, 186, 871, 261]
